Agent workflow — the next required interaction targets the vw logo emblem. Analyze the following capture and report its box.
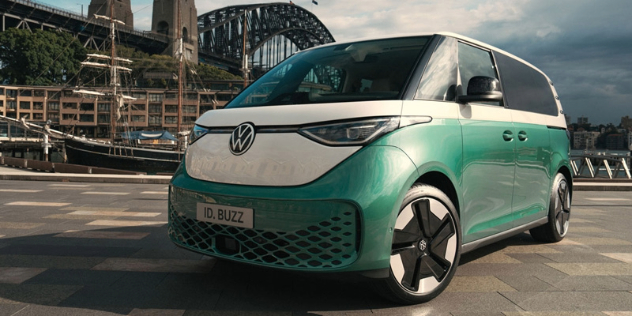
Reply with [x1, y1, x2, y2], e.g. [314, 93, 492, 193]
[229, 123, 255, 156]
[418, 240, 427, 251]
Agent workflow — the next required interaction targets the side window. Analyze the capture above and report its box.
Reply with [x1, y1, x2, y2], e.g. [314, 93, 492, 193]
[494, 52, 558, 116]
[415, 37, 458, 101]
[458, 42, 500, 106]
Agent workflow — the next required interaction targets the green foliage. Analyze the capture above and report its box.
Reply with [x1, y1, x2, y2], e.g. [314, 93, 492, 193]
[0, 28, 86, 85]
[193, 63, 242, 81]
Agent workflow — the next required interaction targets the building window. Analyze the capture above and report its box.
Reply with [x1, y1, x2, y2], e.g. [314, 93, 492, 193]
[165, 105, 177, 113]
[148, 104, 162, 113]
[63, 102, 77, 109]
[183, 105, 196, 113]
[19, 89, 32, 96]
[63, 90, 74, 97]
[149, 115, 162, 125]
[34, 90, 45, 97]
[165, 116, 177, 124]
[132, 115, 145, 122]
[132, 92, 147, 99]
[200, 106, 213, 114]
[33, 102, 44, 110]
[186, 93, 197, 100]
[0, 100, 3, 108]
[7, 90, 17, 98]
[0, 88, 4, 95]
[132, 104, 146, 111]
[19, 101, 31, 110]
[48, 113, 59, 122]
[48, 102, 60, 111]
[79, 114, 94, 122]
[210, 83, 229, 91]
[80, 103, 94, 111]
[62, 114, 76, 120]
[48, 91, 60, 100]
[149, 93, 163, 102]
[33, 113, 44, 120]
[97, 103, 110, 112]
[7, 101, 17, 109]
[217, 94, 233, 101]
[97, 114, 110, 123]
[165, 93, 177, 99]
[183, 116, 196, 124]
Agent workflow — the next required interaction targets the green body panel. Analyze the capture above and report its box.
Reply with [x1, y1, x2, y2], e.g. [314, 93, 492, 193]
[169, 144, 419, 272]
[459, 119, 516, 243]
[510, 122, 552, 226]
[549, 129, 573, 181]
[372, 118, 464, 212]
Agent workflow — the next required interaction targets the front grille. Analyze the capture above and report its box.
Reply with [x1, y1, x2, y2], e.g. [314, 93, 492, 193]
[168, 205, 359, 269]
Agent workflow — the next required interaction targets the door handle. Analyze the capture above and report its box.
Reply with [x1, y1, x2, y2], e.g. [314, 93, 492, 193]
[502, 130, 514, 141]
[518, 131, 528, 141]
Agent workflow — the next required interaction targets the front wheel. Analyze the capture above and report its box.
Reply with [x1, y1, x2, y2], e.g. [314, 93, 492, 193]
[530, 173, 572, 242]
[372, 184, 461, 304]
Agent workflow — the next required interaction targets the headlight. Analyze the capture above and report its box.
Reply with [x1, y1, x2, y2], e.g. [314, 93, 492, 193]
[189, 125, 210, 144]
[298, 117, 400, 146]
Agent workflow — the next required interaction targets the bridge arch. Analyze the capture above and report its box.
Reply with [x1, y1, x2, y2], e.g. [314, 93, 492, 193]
[197, 2, 335, 75]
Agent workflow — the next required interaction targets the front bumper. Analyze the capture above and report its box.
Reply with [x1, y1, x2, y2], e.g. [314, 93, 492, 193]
[168, 145, 419, 273]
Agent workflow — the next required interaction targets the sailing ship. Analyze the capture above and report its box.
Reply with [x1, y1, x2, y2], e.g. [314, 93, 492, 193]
[64, 0, 188, 174]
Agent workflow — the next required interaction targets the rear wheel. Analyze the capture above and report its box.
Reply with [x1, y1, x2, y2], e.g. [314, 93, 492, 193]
[530, 173, 571, 242]
[372, 184, 461, 304]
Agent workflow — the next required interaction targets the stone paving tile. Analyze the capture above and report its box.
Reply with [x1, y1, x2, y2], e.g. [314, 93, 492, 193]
[409, 292, 519, 313]
[547, 263, 632, 275]
[0, 222, 45, 229]
[445, 276, 516, 292]
[0, 254, 107, 269]
[501, 291, 632, 311]
[185, 312, 292, 316]
[0, 284, 83, 306]
[86, 220, 167, 227]
[0, 244, 141, 258]
[505, 253, 554, 264]
[44, 214, 120, 221]
[614, 276, 632, 285]
[569, 218, 594, 223]
[569, 227, 611, 233]
[497, 244, 562, 254]
[503, 312, 607, 316]
[54, 230, 150, 240]
[564, 238, 632, 246]
[495, 275, 555, 292]
[0, 303, 28, 315]
[546, 276, 632, 291]
[467, 252, 522, 264]
[61, 206, 130, 212]
[128, 308, 186, 316]
[23, 269, 126, 286]
[455, 263, 568, 278]
[12, 305, 123, 315]
[603, 312, 632, 316]
[601, 253, 632, 263]
[538, 253, 624, 263]
[0, 267, 47, 284]
[91, 258, 215, 273]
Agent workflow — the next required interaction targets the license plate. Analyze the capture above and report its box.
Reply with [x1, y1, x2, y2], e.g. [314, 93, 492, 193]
[196, 203, 254, 229]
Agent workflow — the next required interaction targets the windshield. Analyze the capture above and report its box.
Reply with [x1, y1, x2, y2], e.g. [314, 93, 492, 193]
[226, 36, 430, 108]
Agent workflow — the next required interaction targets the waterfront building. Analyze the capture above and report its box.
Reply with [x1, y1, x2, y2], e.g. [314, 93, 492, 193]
[0, 82, 242, 139]
[577, 116, 589, 125]
[573, 131, 600, 150]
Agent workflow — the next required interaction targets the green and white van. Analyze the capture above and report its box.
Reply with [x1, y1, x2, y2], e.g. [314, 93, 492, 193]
[168, 32, 572, 304]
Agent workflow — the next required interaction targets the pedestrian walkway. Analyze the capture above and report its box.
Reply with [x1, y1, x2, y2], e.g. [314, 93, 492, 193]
[0, 166, 171, 184]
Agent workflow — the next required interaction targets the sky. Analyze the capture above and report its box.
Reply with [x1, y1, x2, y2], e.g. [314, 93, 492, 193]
[42, 0, 632, 125]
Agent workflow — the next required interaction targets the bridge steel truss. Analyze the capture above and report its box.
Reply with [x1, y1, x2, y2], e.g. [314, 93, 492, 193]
[198, 3, 335, 74]
[0, 0, 169, 54]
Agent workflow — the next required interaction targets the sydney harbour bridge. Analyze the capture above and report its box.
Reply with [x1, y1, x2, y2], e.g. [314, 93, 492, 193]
[0, 0, 335, 76]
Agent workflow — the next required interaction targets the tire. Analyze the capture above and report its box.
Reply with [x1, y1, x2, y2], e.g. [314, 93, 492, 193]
[372, 184, 461, 304]
[530, 173, 572, 243]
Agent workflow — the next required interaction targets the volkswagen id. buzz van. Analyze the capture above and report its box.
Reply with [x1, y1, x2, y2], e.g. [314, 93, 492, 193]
[168, 33, 572, 304]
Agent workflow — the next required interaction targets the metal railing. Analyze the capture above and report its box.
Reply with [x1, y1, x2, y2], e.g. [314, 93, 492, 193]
[571, 154, 632, 179]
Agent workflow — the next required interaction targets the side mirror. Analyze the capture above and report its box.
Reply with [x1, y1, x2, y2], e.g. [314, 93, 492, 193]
[456, 76, 503, 104]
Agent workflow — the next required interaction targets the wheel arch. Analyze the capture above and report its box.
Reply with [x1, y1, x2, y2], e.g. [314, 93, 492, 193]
[557, 165, 573, 197]
[415, 171, 461, 218]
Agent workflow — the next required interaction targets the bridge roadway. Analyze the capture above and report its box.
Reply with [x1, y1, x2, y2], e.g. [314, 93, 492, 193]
[0, 177, 631, 314]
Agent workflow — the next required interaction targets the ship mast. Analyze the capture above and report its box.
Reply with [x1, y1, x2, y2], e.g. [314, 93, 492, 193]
[176, 0, 183, 144]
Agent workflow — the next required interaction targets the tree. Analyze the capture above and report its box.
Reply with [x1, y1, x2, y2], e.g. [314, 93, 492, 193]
[0, 28, 86, 85]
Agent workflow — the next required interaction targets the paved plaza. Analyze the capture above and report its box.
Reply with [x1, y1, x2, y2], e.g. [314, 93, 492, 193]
[0, 179, 631, 315]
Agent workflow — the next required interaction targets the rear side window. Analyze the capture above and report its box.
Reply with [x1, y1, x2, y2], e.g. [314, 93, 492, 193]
[494, 53, 558, 116]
